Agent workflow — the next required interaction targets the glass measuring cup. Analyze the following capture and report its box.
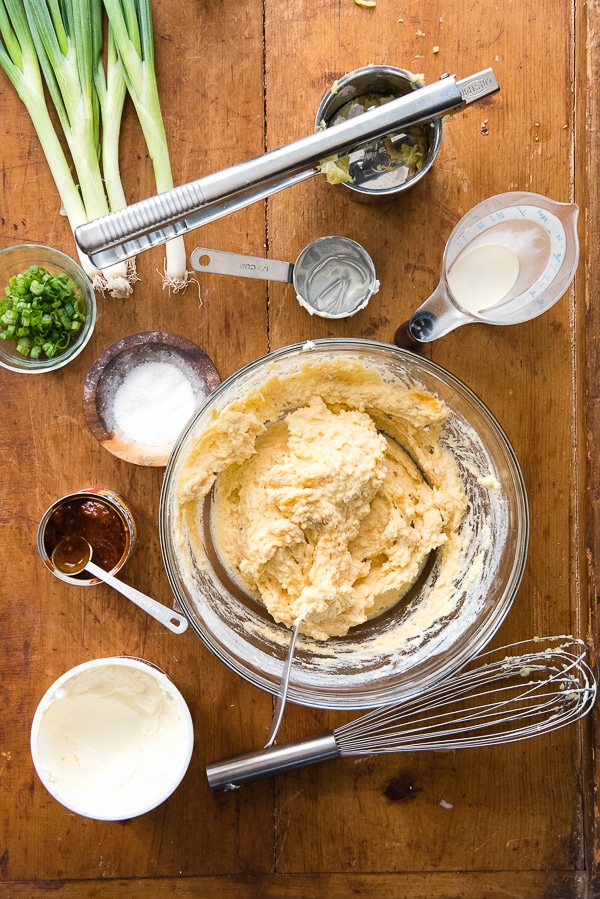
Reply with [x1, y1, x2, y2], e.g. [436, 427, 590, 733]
[397, 192, 579, 345]
[190, 236, 379, 319]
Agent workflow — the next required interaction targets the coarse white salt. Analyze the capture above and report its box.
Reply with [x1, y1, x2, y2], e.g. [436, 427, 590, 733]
[112, 361, 197, 447]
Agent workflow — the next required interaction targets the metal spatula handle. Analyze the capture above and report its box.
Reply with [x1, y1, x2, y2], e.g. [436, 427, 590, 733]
[264, 618, 303, 748]
[75, 70, 498, 268]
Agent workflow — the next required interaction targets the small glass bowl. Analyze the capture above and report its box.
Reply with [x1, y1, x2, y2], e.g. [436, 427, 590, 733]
[0, 244, 96, 373]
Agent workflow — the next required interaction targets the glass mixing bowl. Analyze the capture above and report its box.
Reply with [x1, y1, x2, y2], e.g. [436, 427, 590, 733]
[159, 339, 529, 710]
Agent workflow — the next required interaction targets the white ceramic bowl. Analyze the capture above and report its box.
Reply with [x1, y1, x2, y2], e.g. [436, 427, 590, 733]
[31, 658, 194, 820]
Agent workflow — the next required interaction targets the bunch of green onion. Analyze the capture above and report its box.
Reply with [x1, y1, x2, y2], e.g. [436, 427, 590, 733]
[0, 0, 188, 295]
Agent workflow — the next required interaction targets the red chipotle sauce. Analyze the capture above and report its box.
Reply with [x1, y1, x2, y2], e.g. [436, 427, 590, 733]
[51, 535, 92, 575]
[43, 498, 127, 577]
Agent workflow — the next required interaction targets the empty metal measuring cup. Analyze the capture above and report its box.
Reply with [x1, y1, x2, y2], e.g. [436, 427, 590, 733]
[191, 236, 379, 319]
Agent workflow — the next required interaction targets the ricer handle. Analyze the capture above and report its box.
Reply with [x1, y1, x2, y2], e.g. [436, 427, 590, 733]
[75, 70, 498, 268]
[206, 732, 341, 791]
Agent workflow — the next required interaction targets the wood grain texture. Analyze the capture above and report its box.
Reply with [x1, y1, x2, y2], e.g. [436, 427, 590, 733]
[0, 0, 594, 894]
[0, 871, 589, 898]
[582, 0, 600, 891]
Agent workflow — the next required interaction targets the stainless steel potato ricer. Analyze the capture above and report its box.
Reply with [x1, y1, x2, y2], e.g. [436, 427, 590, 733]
[75, 68, 499, 269]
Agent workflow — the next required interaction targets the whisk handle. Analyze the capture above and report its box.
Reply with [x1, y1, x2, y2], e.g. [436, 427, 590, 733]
[206, 732, 340, 791]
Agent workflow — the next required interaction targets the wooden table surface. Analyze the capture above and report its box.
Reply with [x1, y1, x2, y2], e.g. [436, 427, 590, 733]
[2, 0, 600, 895]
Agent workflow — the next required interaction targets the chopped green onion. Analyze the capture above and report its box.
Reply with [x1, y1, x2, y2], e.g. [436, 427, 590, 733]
[0, 264, 86, 360]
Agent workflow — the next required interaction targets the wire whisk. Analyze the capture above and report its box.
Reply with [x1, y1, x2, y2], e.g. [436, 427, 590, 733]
[206, 636, 597, 790]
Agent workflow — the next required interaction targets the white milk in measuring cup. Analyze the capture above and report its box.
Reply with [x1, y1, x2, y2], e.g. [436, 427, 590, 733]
[405, 192, 579, 344]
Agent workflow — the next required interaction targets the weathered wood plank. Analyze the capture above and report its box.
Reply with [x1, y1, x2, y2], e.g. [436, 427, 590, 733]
[0, 0, 593, 890]
[0, 871, 588, 899]
[264, 0, 585, 877]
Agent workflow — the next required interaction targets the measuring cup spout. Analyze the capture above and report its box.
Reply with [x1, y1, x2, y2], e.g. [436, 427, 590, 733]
[552, 198, 580, 284]
[548, 196, 578, 228]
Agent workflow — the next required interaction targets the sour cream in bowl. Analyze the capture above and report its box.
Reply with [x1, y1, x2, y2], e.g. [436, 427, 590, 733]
[30, 658, 194, 820]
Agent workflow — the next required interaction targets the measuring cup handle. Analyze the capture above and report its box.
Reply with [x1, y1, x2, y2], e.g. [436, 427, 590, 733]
[404, 280, 473, 343]
[190, 247, 293, 283]
[393, 320, 427, 353]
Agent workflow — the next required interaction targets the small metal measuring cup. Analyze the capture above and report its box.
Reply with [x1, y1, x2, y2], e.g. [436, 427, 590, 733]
[190, 236, 379, 319]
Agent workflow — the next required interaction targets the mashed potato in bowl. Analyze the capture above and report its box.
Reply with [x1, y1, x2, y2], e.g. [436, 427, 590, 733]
[161, 340, 528, 709]
[176, 357, 466, 641]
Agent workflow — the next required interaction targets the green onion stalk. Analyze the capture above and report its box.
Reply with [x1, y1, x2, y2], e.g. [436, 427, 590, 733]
[94, 24, 138, 285]
[23, 0, 134, 296]
[0, 0, 133, 297]
[102, 0, 188, 291]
